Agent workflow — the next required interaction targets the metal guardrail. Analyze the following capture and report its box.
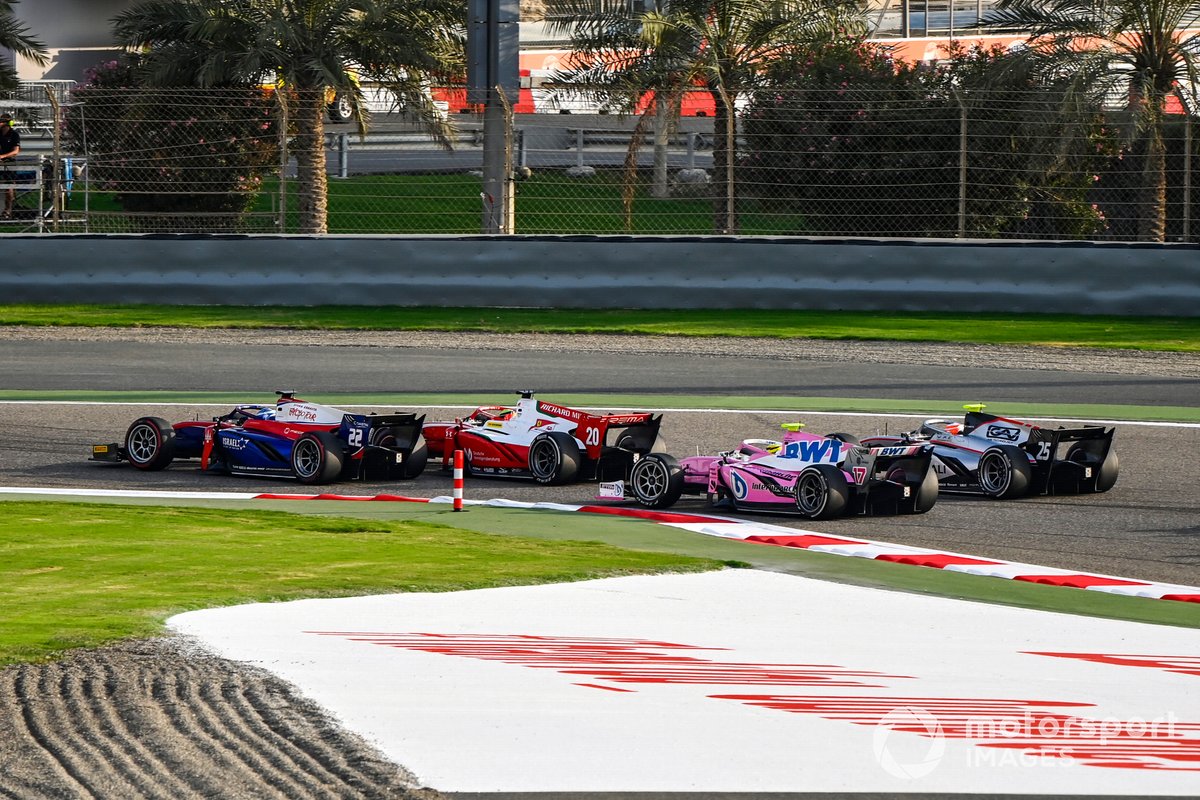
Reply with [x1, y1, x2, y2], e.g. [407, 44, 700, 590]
[1, 234, 1197, 316]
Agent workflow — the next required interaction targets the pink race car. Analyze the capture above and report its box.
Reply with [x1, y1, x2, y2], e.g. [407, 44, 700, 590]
[626, 423, 938, 520]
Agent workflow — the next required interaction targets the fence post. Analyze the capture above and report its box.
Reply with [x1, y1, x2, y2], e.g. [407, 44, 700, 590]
[576, 128, 585, 168]
[1184, 117, 1193, 242]
[957, 91, 967, 238]
[277, 90, 288, 233]
[336, 133, 349, 179]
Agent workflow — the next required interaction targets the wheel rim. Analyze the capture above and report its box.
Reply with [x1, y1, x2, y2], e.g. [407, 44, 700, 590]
[979, 453, 1010, 494]
[127, 424, 159, 464]
[293, 439, 321, 478]
[795, 472, 827, 515]
[632, 459, 667, 501]
[529, 439, 558, 479]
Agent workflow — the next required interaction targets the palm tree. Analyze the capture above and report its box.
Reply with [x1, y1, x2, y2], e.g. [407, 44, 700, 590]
[0, 0, 48, 91]
[986, 0, 1200, 241]
[112, 0, 464, 234]
[547, 0, 863, 233]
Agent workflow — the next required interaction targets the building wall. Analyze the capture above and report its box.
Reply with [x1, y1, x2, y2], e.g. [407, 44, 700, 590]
[13, 0, 132, 82]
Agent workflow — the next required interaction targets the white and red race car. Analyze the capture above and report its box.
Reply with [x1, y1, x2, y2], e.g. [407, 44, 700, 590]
[859, 404, 1118, 499]
[423, 392, 665, 485]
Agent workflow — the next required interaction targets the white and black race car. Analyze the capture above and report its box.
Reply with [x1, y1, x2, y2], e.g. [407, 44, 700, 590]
[859, 404, 1117, 499]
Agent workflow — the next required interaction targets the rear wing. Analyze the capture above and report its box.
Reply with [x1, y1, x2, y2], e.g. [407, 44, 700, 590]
[354, 412, 425, 454]
[1023, 424, 1115, 493]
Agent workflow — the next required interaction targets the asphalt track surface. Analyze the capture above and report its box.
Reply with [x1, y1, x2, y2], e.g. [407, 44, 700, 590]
[3, 336, 1198, 406]
[2, 333, 1199, 586]
[1, 331, 1198, 800]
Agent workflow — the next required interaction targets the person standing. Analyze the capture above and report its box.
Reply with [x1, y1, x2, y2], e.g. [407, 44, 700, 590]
[0, 115, 21, 218]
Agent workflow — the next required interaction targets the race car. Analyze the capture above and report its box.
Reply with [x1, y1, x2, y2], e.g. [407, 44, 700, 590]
[423, 391, 665, 484]
[90, 391, 427, 485]
[625, 422, 939, 520]
[858, 404, 1118, 499]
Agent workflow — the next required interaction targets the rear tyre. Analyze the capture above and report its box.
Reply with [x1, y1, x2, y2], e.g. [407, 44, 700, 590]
[977, 445, 1032, 499]
[124, 417, 176, 471]
[629, 454, 684, 509]
[528, 431, 581, 485]
[291, 431, 344, 485]
[909, 466, 939, 513]
[402, 435, 429, 479]
[1066, 443, 1119, 493]
[793, 464, 850, 520]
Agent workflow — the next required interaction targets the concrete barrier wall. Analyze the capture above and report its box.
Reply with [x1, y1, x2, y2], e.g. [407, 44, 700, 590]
[3, 234, 1197, 316]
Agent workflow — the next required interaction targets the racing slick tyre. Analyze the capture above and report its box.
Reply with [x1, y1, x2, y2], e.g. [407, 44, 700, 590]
[827, 432, 860, 445]
[124, 417, 176, 471]
[793, 464, 850, 520]
[369, 428, 428, 479]
[1066, 443, 1119, 493]
[909, 466, 939, 514]
[528, 432, 581, 485]
[291, 431, 344, 485]
[629, 453, 685, 509]
[977, 445, 1032, 499]
[328, 93, 353, 123]
[402, 435, 429, 479]
[616, 433, 669, 455]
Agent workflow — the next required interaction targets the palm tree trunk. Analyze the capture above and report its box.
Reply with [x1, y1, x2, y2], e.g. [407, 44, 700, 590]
[293, 88, 329, 235]
[711, 85, 738, 234]
[1139, 124, 1167, 242]
[652, 92, 670, 199]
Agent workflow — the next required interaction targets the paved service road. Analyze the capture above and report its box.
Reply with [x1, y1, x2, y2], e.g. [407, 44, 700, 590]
[3, 331, 1199, 406]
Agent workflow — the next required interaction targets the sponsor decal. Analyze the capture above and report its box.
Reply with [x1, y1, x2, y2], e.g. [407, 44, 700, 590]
[730, 470, 750, 500]
[485, 421, 504, 429]
[282, 406, 319, 423]
[537, 401, 586, 423]
[986, 425, 1021, 442]
[530, 419, 556, 430]
[597, 480, 625, 499]
[781, 439, 843, 463]
[219, 434, 246, 450]
[875, 446, 915, 457]
[604, 414, 651, 426]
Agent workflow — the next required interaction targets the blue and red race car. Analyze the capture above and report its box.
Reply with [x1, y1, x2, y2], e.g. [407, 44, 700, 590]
[90, 391, 427, 484]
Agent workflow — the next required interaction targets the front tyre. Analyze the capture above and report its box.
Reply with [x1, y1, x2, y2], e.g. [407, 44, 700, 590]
[630, 453, 684, 509]
[124, 417, 176, 471]
[527, 431, 581, 485]
[291, 431, 344, 485]
[793, 464, 850, 520]
[977, 445, 1032, 499]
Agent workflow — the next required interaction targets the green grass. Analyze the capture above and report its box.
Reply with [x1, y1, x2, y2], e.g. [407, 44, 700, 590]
[4, 305, 1199, 352]
[70, 172, 802, 236]
[0, 501, 723, 666]
[2, 389, 1196, 423]
[5, 497, 1195, 649]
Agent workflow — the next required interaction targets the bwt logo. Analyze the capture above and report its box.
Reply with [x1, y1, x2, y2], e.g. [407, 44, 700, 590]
[781, 439, 843, 463]
[986, 425, 1021, 442]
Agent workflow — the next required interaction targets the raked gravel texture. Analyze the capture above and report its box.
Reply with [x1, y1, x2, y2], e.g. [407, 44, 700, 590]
[4, 325, 1199, 378]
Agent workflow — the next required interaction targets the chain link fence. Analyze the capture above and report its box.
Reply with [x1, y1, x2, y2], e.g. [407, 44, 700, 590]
[2, 86, 1195, 241]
